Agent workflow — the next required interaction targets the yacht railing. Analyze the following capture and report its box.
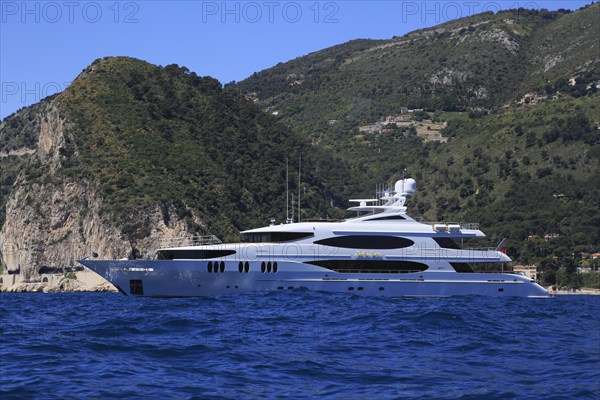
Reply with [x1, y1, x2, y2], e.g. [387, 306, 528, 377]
[429, 221, 480, 230]
[403, 214, 480, 230]
[156, 235, 222, 249]
[460, 222, 480, 230]
[303, 218, 345, 223]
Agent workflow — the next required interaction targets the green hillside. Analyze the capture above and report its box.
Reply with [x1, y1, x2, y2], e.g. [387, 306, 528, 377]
[236, 5, 599, 130]
[1, 57, 346, 242]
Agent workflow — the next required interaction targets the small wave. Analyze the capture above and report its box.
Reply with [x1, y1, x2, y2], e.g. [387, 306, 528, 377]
[1, 293, 598, 399]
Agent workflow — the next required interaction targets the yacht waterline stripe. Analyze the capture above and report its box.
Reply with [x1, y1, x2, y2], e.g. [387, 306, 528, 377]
[255, 279, 524, 284]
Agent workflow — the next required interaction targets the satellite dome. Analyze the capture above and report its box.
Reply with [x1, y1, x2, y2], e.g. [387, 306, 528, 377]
[395, 178, 416, 196]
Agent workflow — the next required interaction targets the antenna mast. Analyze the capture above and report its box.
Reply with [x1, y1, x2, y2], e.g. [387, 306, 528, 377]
[298, 154, 301, 223]
[286, 158, 290, 224]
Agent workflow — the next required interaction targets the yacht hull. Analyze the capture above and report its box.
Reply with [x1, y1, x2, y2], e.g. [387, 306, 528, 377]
[79, 259, 551, 298]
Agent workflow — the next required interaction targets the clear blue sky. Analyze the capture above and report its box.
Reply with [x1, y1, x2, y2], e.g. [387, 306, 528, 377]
[0, 0, 594, 119]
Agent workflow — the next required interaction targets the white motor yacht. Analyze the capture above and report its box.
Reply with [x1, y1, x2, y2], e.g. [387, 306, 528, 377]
[79, 178, 550, 298]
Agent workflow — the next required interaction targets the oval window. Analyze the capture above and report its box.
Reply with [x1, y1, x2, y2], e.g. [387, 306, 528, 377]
[238, 262, 243, 273]
[244, 262, 250, 273]
[261, 262, 266, 273]
[220, 261, 225, 273]
[207, 261, 213, 273]
[305, 260, 428, 273]
[273, 262, 278, 273]
[314, 235, 414, 249]
[267, 262, 272, 273]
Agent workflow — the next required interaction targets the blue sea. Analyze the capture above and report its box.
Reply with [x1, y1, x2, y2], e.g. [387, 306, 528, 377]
[1, 292, 599, 399]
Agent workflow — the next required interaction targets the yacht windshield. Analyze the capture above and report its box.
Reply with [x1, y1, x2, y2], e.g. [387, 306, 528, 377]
[242, 232, 314, 243]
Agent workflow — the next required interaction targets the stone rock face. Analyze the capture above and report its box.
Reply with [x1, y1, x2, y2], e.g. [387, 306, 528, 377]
[0, 270, 119, 293]
[0, 179, 131, 277]
[0, 95, 202, 284]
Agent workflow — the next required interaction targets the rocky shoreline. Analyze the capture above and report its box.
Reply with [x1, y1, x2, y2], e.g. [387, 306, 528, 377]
[0, 269, 117, 293]
[548, 287, 600, 295]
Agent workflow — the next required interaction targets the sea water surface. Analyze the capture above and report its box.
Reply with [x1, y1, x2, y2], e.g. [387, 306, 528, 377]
[1, 292, 599, 399]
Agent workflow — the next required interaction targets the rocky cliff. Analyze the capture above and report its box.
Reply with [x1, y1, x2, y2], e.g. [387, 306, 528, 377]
[0, 97, 205, 278]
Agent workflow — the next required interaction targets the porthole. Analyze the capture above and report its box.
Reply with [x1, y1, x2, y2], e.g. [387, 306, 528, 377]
[348, 287, 354, 291]
[207, 261, 213, 273]
[220, 261, 225, 273]
[358, 287, 364, 291]
[498, 288, 504, 292]
[287, 286, 294, 290]
[261, 262, 266, 273]
[379, 287, 385, 291]
[273, 262, 278, 273]
[238, 262, 243, 273]
[267, 262, 272, 273]
[277, 286, 284, 290]
[244, 262, 249, 273]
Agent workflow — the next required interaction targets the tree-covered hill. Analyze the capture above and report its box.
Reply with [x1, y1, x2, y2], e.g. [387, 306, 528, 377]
[0, 57, 347, 246]
[235, 4, 599, 132]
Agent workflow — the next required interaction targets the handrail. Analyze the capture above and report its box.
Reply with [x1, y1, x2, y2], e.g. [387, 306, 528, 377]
[428, 221, 480, 230]
[460, 222, 480, 230]
[156, 235, 222, 249]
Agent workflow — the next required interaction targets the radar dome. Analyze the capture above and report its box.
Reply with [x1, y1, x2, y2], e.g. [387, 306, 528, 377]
[395, 178, 416, 196]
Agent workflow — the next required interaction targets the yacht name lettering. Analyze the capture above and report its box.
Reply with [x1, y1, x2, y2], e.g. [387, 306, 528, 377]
[355, 252, 382, 258]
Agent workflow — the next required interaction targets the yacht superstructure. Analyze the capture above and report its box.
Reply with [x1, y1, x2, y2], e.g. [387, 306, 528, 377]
[78, 178, 550, 298]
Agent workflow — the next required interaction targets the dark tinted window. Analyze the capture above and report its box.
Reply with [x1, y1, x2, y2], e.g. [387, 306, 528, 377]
[314, 235, 414, 249]
[450, 263, 473, 273]
[434, 238, 461, 249]
[365, 215, 406, 221]
[157, 249, 235, 260]
[129, 280, 144, 295]
[450, 263, 511, 273]
[306, 260, 428, 273]
[242, 232, 314, 243]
